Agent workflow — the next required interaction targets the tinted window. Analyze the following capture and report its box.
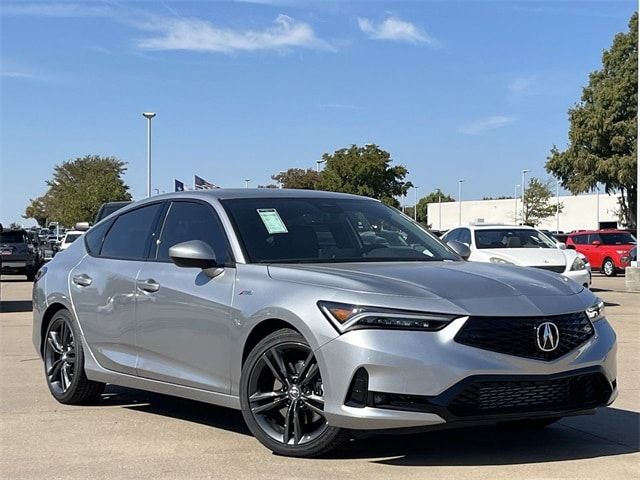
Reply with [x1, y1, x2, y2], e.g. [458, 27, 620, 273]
[600, 232, 636, 245]
[101, 204, 162, 260]
[459, 228, 471, 245]
[572, 234, 588, 245]
[156, 201, 229, 263]
[442, 229, 459, 243]
[0, 231, 26, 243]
[474, 229, 556, 249]
[222, 198, 458, 263]
[84, 220, 113, 256]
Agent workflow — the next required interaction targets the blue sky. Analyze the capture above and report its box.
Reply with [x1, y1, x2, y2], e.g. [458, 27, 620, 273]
[1, 0, 636, 225]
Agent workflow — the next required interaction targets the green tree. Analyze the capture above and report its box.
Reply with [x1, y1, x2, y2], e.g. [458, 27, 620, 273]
[546, 13, 637, 228]
[271, 168, 322, 190]
[415, 190, 455, 223]
[521, 178, 563, 226]
[24, 155, 132, 226]
[319, 144, 411, 207]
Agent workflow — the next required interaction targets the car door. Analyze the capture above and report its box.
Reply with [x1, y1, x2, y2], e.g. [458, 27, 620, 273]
[69, 203, 164, 375]
[134, 200, 236, 393]
[587, 233, 604, 268]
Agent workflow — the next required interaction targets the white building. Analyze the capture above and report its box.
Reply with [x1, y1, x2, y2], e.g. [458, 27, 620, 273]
[426, 193, 620, 232]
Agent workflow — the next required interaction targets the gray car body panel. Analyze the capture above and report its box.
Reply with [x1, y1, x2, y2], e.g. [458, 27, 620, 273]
[32, 189, 617, 430]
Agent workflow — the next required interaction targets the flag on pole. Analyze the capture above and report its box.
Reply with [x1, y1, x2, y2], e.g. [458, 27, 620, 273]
[194, 175, 218, 189]
[174, 179, 185, 192]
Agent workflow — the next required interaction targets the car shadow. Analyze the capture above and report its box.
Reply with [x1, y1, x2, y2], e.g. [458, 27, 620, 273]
[0, 300, 33, 313]
[96, 386, 638, 465]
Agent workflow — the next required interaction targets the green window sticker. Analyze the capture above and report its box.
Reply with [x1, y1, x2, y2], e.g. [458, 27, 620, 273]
[257, 208, 288, 234]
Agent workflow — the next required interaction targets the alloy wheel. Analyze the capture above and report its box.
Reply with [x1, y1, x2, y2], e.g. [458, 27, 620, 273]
[247, 342, 328, 446]
[44, 318, 76, 394]
[603, 259, 615, 277]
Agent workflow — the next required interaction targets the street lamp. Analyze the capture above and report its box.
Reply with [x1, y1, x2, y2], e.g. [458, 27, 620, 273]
[436, 188, 442, 230]
[142, 112, 156, 198]
[521, 169, 530, 224]
[413, 186, 420, 222]
[316, 159, 326, 173]
[244, 179, 251, 189]
[458, 179, 465, 225]
[556, 179, 560, 232]
[596, 184, 600, 229]
[514, 184, 520, 223]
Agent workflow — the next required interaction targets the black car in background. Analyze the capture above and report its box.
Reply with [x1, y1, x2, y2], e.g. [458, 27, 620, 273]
[94, 201, 132, 223]
[0, 229, 41, 280]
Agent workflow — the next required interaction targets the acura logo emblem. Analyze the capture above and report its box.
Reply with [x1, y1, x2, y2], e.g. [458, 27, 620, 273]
[536, 322, 560, 352]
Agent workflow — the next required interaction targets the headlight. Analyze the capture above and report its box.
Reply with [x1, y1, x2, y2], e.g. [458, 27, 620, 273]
[317, 301, 457, 333]
[570, 257, 586, 271]
[585, 300, 605, 322]
[489, 257, 514, 265]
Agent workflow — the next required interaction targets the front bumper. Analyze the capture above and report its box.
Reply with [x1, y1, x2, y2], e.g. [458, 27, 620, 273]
[564, 268, 591, 288]
[315, 317, 617, 430]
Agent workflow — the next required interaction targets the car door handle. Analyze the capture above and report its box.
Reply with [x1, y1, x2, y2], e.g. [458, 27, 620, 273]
[138, 278, 160, 293]
[72, 274, 92, 287]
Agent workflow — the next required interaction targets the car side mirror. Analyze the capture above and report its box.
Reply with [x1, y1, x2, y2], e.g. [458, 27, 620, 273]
[591, 240, 602, 246]
[556, 242, 566, 250]
[447, 240, 471, 260]
[169, 240, 224, 277]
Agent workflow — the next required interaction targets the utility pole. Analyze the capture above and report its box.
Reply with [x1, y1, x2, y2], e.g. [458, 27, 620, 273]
[413, 186, 420, 222]
[556, 180, 560, 232]
[458, 179, 465, 226]
[514, 184, 520, 224]
[521, 169, 529, 224]
[142, 112, 156, 198]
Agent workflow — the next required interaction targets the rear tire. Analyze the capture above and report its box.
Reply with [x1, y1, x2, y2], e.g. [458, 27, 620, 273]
[602, 258, 617, 277]
[240, 328, 348, 457]
[43, 309, 105, 404]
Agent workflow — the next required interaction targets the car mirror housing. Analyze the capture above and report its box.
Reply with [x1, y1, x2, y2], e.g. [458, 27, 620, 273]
[447, 240, 471, 260]
[556, 242, 567, 250]
[169, 240, 224, 277]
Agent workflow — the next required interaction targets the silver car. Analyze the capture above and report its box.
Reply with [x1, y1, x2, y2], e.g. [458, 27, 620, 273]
[32, 190, 617, 457]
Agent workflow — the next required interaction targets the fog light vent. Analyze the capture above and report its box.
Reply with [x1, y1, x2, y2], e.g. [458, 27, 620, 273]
[345, 368, 369, 408]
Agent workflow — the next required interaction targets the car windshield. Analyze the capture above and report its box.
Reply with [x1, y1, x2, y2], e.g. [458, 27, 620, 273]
[0, 231, 26, 243]
[474, 228, 557, 249]
[222, 197, 459, 263]
[599, 232, 636, 245]
[65, 234, 82, 243]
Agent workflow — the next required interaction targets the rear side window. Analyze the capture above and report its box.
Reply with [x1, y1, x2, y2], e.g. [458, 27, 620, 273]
[101, 204, 162, 260]
[84, 220, 113, 256]
[572, 234, 588, 245]
[155, 201, 229, 263]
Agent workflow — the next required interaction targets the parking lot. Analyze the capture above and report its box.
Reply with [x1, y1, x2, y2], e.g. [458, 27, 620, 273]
[0, 274, 638, 479]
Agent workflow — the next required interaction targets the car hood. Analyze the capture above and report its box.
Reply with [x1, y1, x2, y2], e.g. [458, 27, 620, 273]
[472, 247, 567, 266]
[266, 260, 595, 318]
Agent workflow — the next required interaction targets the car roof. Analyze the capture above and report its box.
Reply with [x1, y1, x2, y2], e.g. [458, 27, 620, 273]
[463, 224, 537, 231]
[568, 229, 628, 236]
[131, 188, 372, 204]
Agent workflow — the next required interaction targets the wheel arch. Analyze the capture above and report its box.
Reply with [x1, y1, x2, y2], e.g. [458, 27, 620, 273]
[241, 318, 300, 366]
[39, 303, 69, 354]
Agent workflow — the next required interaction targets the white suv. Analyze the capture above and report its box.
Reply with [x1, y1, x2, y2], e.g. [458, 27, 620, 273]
[442, 224, 591, 288]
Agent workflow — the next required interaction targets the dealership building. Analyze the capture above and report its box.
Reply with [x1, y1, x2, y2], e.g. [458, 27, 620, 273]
[426, 193, 621, 232]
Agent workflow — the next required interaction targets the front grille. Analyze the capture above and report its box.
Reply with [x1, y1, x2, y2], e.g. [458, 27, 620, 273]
[532, 265, 565, 273]
[448, 372, 611, 417]
[454, 312, 594, 360]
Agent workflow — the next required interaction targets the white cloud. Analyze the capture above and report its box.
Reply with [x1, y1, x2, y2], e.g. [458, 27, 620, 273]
[357, 16, 437, 46]
[1, 2, 112, 17]
[459, 116, 516, 135]
[1, 70, 38, 79]
[319, 103, 361, 110]
[137, 14, 333, 53]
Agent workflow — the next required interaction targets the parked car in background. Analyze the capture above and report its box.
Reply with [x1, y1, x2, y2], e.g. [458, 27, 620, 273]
[33, 190, 616, 457]
[0, 229, 40, 280]
[566, 230, 637, 277]
[27, 231, 47, 266]
[94, 201, 132, 223]
[59, 230, 84, 251]
[441, 224, 591, 288]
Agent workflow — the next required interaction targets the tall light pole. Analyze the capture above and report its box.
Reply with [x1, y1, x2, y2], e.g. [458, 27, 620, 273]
[556, 180, 560, 232]
[413, 186, 420, 222]
[316, 160, 326, 172]
[514, 184, 520, 223]
[458, 179, 465, 226]
[596, 184, 600, 229]
[521, 169, 529, 224]
[244, 179, 251, 189]
[142, 112, 156, 198]
[436, 188, 442, 230]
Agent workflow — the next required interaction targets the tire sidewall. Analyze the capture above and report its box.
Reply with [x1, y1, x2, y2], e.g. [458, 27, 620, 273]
[603, 258, 616, 277]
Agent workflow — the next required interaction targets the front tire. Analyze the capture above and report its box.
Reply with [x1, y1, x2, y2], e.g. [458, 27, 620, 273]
[43, 309, 105, 404]
[240, 328, 347, 457]
[603, 258, 617, 277]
